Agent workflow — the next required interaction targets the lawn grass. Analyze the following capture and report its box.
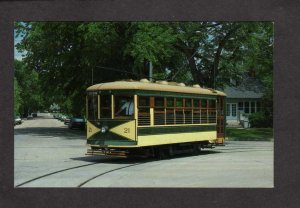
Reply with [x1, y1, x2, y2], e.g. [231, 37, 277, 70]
[226, 128, 273, 141]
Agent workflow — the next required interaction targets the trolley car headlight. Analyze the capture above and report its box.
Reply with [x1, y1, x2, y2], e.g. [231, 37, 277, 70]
[101, 126, 108, 133]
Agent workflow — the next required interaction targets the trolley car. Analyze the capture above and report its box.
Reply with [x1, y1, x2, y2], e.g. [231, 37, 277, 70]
[86, 79, 226, 158]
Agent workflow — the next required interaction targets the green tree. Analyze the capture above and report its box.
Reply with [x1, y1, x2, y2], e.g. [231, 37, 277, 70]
[14, 60, 43, 117]
[15, 22, 273, 118]
[14, 77, 22, 116]
[124, 22, 178, 78]
[15, 22, 137, 115]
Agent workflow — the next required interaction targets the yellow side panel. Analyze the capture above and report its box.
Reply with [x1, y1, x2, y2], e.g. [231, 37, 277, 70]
[138, 131, 216, 146]
[109, 120, 136, 141]
[87, 121, 100, 139]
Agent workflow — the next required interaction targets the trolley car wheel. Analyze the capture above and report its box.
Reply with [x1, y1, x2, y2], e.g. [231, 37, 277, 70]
[154, 147, 166, 160]
[168, 145, 174, 158]
[193, 143, 202, 155]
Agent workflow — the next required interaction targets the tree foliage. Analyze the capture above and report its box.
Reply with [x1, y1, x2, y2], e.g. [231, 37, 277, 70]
[14, 77, 21, 116]
[15, 21, 273, 117]
[14, 60, 43, 117]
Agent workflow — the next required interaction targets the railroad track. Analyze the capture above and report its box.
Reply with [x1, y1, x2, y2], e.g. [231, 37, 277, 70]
[77, 162, 142, 187]
[15, 160, 148, 188]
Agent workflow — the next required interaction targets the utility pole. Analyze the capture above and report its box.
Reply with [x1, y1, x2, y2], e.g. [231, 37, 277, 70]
[213, 61, 217, 89]
[92, 68, 94, 85]
[149, 61, 153, 82]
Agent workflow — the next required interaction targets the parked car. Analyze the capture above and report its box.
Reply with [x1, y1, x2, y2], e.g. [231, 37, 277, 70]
[68, 117, 86, 130]
[58, 115, 65, 121]
[58, 114, 67, 121]
[55, 114, 62, 120]
[32, 112, 37, 117]
[14, 116, 22, 125]
[27, 115, 33, 120]
[64, 117, 71, 125]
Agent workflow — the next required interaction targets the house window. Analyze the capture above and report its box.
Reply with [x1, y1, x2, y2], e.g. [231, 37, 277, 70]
[226, 104, 230, 116]
[232, 104, 237, 117]
[244, 102, 249, 113]
[256, 102, 261, 112]
[238, 102, 244, 111]
[251, 102, 256, 113]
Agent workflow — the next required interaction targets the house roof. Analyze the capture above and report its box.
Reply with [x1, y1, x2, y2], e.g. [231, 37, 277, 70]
[87, 79, 226, 96]
[223, 76, 264, 99]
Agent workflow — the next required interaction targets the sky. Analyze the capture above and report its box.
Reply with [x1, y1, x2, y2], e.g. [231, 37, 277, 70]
[14, 29, 25, 60]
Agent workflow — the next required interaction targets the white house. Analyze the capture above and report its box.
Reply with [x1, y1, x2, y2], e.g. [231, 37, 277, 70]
[223, 75, 264, 126]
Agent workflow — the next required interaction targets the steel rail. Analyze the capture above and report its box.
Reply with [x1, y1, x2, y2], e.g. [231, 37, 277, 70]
[15, 162, 98, 187]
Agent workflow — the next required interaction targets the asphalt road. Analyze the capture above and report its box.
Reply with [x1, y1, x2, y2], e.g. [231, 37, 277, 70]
[14, 113, 274, 188]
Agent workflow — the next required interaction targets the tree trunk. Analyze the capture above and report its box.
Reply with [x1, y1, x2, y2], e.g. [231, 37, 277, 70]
[173, 43, 204, 85]
[212, 26, 240, 88]
[187, 56, 204, 85]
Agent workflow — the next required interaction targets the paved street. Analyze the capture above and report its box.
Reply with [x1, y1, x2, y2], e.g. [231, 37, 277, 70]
[14, 113, 274, 188]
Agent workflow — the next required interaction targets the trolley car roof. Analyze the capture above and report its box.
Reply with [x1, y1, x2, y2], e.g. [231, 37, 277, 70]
[87, 80, 226, 96]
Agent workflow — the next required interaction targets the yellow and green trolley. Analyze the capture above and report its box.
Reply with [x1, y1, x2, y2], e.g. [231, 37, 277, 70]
[86, 79, 226, 158]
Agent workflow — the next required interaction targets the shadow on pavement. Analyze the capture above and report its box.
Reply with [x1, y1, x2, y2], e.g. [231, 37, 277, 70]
[14, 127, 85, 140]
[71, 150, 220, 164]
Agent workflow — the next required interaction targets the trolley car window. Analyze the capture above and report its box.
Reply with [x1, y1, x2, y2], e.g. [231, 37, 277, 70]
[154, 97, 165, 125]
[185, 99, 192, 108]
[175, 98, 184, 124]
[166, 97, 175, 125]
[155, 97, 164, 107]
[167, 98, 174, 107]
[138, 96, 150, 126]
[87, 93, 98, 120]
[208, 100, 217, 123]
[100, 95, 111, 118]
[115, 95, 134, 117]
[139, 96, 149, 107]
[193, 99, 200, 124]
[184, 99, 192, 124]
[201, 99, 208, 123]
[176, 98, 183, 108]
[201, 99, 207, 108]
[208, 100, 216, 108]
[193, 99, 200, 108]
[137, 96, 218, 126]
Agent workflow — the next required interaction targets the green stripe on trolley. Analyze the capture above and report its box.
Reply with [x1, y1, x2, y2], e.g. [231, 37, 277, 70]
[138, 124, 216, 136]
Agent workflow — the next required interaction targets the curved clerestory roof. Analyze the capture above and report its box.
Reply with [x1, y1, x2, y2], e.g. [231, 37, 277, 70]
[87, 79, 226, 97]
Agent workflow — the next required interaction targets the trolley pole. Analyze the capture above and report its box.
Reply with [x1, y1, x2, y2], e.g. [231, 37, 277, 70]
[92, 68, 94, 85]
[149, 61, 153, 82]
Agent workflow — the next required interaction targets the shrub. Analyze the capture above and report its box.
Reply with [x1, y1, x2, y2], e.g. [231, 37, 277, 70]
[249, 112, 272, 128]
